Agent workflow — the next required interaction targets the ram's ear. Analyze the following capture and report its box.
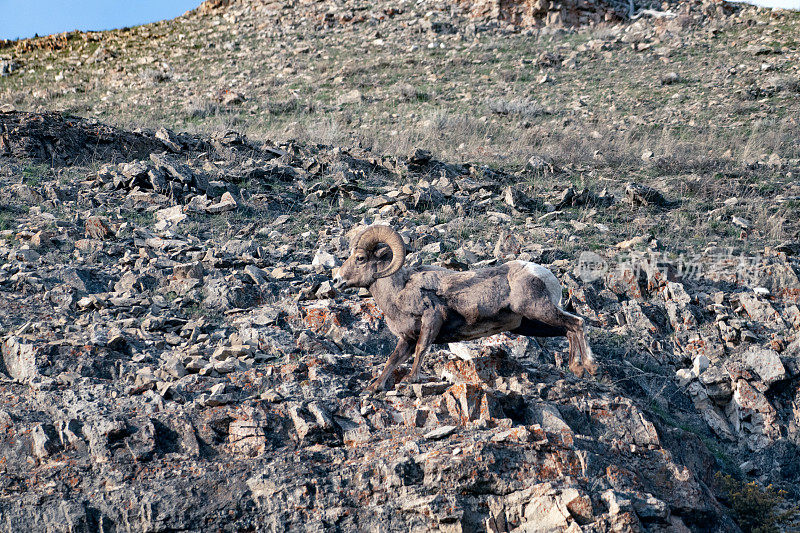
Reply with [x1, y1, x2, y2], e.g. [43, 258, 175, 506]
[374, 245, 393, 261]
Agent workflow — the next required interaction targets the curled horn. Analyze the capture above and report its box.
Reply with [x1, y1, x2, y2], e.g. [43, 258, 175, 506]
[355, 225, 406, 279]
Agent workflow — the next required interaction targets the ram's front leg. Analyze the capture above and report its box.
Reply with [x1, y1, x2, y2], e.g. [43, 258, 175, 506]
[406, 307, 444, 384]
[366, 337, 413, 394]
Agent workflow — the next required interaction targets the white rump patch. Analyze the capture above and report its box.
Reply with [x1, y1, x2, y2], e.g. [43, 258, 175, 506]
[519, 261, 563, 307]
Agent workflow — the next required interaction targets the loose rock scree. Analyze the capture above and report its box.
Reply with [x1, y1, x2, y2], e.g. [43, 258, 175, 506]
[333, 225, 598, 392]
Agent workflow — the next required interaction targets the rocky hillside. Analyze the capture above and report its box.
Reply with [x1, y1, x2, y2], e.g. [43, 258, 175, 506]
[1, 0, 800, 531]
[0, 108, 798, 531]
[196, 0, 633, 28]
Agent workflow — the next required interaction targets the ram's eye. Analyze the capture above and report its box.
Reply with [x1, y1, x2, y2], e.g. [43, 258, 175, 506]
[356, 256, 366, 263]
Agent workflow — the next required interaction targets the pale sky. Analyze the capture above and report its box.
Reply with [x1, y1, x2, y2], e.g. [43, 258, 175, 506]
[733, 0, 800, 8]
[0, 0, 200, 40]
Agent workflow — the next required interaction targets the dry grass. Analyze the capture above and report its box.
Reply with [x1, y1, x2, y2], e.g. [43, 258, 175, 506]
[1, 4, 798, 253]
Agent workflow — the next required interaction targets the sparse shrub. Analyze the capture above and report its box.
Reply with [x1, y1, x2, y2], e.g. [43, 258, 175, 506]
[267, 98, 301, 115]
[184, 97, 218, 119]
[0, 209, 16, 231]
[743, 84, 777, 100]
[396, 83, 428, 102]
[536, 51, 562, 68]
[487, 98, 545, 119]
[139, 65, 173, 84]
[588, 26, 618, 41]
[22, 163, 49, 186]
[764, 75, 800, 93]
[660, 71, 681, 85]
[715, 473, 798, 533]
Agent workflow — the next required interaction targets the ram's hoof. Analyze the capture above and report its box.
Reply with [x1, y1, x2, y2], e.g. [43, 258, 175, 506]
[363, 379, 384, 395]
[583, 358, 599, 376]
[403, 372, 421, 384]
[568, 362, 585, 378]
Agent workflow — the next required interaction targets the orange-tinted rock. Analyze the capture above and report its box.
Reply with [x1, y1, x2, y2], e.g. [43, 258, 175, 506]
[441, 383, 503, 425]
[228, 418, 267, 456]
[343, 425, 371, 446]
[682, 331, 725, 361]
[403, 408, 424, 428]
[584, 399, 660, 449]
[455, 0, 622, 29]
[84, 216, 114, 240]
[490, 425, 531, 443]
[726, 379, 780, 450]
[301, 305, 342, 333]
[564, 490, 594, 524]
[606, 266, 645, 300]
[440, 355, 499, 387]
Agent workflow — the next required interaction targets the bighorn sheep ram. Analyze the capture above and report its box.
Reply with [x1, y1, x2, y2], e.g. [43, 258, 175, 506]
[333, 225, 598, 393]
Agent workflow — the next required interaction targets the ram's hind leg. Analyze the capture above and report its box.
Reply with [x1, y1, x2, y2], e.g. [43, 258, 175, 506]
[576, 324, 598, 376]
[512, 299, 597, 377]
[561, 311, 597, 376]
[566, 330, 579, 375]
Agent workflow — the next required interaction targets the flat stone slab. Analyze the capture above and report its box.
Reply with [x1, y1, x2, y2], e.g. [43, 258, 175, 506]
[424, 425, 457, 440]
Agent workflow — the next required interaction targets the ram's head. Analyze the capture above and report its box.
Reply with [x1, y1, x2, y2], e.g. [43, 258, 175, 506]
[333, 225, 406, 289]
